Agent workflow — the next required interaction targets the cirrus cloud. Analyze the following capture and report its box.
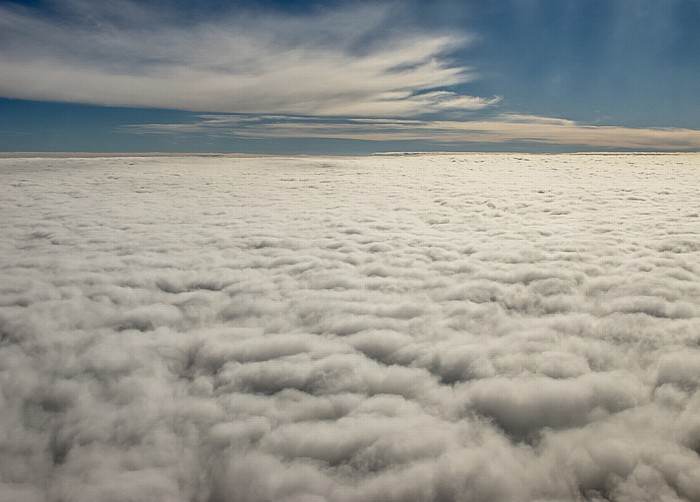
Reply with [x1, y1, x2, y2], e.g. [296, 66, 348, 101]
[0, 0, 496, 117]
[125, 112, 700, 150]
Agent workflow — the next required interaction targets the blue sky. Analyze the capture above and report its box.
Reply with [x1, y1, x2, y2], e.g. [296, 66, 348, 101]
[1, 0, 700, 153]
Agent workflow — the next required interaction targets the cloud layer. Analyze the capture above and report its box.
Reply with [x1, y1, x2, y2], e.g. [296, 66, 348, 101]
[127, 113, 700, 150]
[0, 1, 494, 117]
[1, 154, 700, 501]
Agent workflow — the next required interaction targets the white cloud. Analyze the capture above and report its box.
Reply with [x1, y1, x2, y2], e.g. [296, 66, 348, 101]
[1, 154, 699, 500]
[0, 1, 495, 117]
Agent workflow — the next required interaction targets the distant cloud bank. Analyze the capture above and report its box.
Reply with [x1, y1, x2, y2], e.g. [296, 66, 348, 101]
[1, 155, 699, 501]
[126, 113, 700, 150]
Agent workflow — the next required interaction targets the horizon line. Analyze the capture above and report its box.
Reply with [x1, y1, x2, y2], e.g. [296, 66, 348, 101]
[2, 151, 700, 159]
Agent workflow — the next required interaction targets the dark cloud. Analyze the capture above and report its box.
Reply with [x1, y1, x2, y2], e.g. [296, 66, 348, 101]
[0, 154, 699, 501]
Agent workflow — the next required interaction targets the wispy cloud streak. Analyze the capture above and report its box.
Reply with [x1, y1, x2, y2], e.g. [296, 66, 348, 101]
[125, 113, 700, 150]
[0, 1, 494, 117]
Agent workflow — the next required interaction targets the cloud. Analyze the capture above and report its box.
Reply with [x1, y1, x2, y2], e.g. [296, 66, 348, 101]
[125, 112, 700, 150]
[0, 1, 496, 117]
[1, 154, 700, 500]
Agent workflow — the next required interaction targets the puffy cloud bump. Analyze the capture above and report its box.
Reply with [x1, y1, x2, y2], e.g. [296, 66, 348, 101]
[0, 154, 699, 501]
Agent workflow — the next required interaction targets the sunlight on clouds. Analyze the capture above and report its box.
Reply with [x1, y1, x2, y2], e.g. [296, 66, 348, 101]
[1, 154, 699, 501]
[0, 1, 492, 117]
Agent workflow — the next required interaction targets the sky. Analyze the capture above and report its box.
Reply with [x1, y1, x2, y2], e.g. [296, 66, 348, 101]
[1, 0, 700, 154]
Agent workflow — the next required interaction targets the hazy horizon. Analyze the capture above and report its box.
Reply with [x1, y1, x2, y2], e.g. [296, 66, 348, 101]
[3, 151, 700, 158]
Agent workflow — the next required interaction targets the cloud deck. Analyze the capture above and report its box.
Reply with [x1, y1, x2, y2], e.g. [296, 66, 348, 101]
[1, 155, 699, 501]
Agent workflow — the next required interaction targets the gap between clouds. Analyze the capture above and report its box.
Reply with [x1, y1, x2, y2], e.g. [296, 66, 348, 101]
[0, 0, 496, 117]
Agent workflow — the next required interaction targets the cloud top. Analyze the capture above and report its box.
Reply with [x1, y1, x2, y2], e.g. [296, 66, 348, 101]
[1, 154, 699, 501]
